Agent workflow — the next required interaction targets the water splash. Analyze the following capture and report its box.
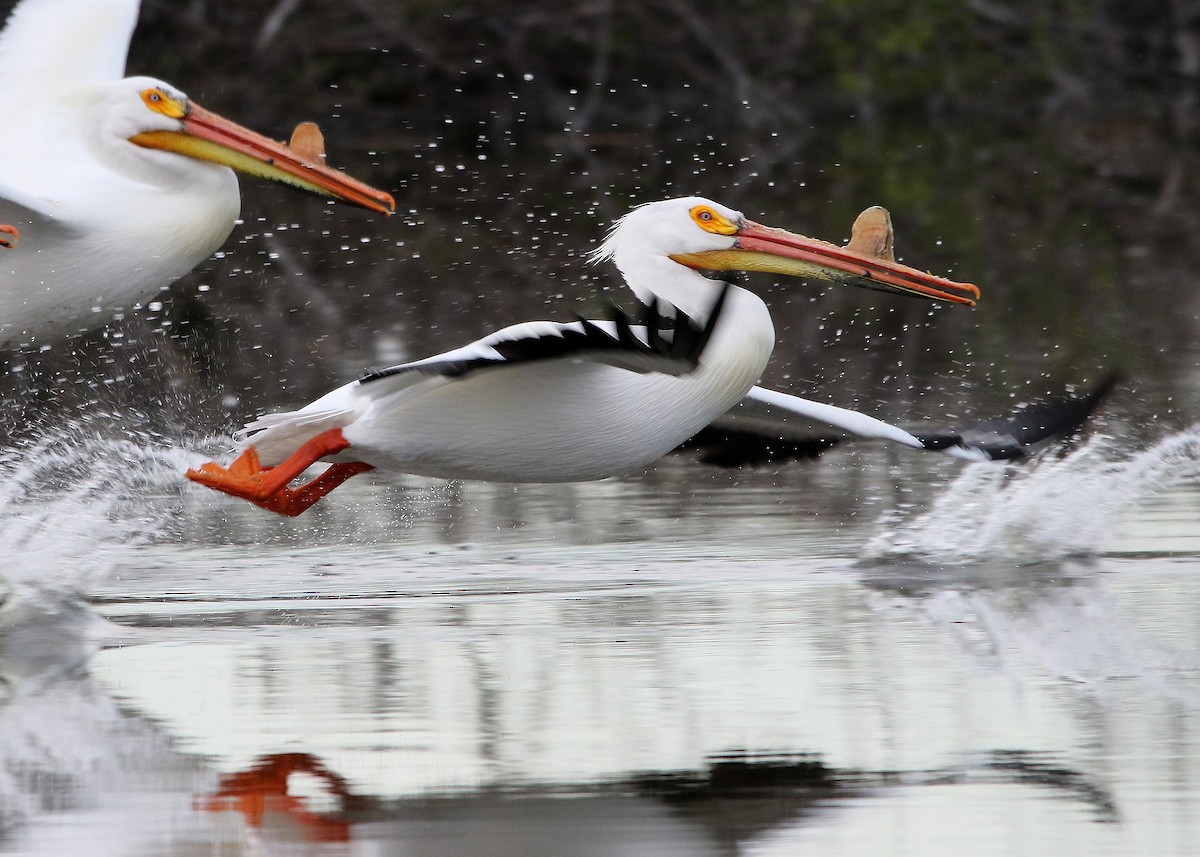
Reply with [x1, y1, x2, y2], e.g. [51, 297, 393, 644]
[0, 426, 199, 594]
[862, 427, 1200, 564]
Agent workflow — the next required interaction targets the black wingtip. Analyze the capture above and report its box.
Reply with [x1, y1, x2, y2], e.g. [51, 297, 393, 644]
[923, 371, 1120, 461]
[1006, 370, 1119, 448]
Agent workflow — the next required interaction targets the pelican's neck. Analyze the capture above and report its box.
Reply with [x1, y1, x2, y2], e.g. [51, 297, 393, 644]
[615, 253, 729, 320]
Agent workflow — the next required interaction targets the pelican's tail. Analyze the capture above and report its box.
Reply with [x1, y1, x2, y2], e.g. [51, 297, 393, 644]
[237, 381, 364, 466]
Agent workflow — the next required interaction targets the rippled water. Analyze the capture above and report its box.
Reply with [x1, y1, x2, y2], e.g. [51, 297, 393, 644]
[0, 419, 1198, 855]
[3, 1, 1197, 852]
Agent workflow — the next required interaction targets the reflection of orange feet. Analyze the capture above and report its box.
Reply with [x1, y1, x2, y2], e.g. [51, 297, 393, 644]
[186, 428, 373, 517]
[197, 752, 356, 843]
[0, 225, 17, 249]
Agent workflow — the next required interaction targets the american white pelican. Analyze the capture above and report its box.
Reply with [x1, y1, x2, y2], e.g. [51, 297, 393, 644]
[188, 196, 989, 517]
[0, 0, 394, 348]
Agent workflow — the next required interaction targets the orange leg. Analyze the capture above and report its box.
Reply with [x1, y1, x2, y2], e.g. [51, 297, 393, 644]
[186, 427, 374, 517]
[0, 225, 17, 249]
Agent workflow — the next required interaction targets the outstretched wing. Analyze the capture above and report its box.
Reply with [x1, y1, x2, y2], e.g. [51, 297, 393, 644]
[0, 0, 139, 111]
[679, 374, 1118, 466]
[358, 283, 730, 389]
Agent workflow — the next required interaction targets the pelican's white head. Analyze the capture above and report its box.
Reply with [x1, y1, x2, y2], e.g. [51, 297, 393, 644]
[91, 76, 189, 142]
[591, 196, 981, 316]
[589, 197, 745, 316]
[79, 76, 201, 184]
[592, 197, 744, 264]
[75, 74, 394, 215]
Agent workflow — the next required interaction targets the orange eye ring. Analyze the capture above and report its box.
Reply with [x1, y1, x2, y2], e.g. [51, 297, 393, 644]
[689, 205, 738, 235]
[140, 87, 187, 120]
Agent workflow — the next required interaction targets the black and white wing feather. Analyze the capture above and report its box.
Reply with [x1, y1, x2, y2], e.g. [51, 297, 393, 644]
[240, 286, 732, 450]
[679, 374, 1117, 466]
[359, 283, 730, 387]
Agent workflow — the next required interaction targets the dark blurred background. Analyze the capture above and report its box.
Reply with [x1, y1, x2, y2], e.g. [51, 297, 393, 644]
[4, 0, 1197, 445]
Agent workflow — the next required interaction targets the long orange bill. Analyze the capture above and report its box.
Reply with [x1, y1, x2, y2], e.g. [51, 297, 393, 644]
[672, 217, 979, 307]
[133, 103, 395, 216]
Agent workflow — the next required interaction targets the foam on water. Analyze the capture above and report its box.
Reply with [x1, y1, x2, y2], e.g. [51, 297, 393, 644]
[862, 427, 1200, 564]
[0, 425, 202, 594]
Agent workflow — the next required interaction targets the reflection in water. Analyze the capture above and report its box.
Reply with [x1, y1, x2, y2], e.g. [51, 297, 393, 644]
[983, 750, 1118, 822]
[82, 545, 1200, 853]
[0, 593, 217, 855]
[865, 566, 1200, 704]
[0, 487, 1195, 854]
[0, 2, 1195, 853]
[0, 609, 1129, 857]
[193, 748, 1119, 856]
[199, 753, 358, 843]
[0, 395, 1197, 855]
[0, 588, 105, 702]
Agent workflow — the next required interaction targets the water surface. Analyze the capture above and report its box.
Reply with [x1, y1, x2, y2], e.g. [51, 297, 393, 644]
[1, 3, 1198, 853]
[0, 430, 1198, 855]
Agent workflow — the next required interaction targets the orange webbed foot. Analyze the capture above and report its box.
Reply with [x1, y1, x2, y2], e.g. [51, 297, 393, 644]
[186, 429, 372, 517]
[258, 461, 375, 517]
[0, 225, 17, 249]
[186, 446, 275, 501]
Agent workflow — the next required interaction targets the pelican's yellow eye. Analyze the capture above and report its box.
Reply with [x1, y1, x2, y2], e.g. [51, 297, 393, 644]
[689, 205, 738, 235]
[140, 87, 187, 119]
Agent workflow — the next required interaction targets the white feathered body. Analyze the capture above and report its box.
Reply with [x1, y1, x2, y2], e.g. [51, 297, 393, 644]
[0, 107, 239, 345]
[0, 0, 241, 346]
[244, 286, 775, 482]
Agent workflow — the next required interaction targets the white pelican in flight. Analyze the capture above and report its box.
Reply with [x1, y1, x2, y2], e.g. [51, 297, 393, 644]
[187, 196, 1023, 517]
[0, 0, 394, 348]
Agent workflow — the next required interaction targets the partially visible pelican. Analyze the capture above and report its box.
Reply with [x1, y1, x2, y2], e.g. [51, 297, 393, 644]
[188, 197, 991, 516]
[0, 0, 394, 348]
[0, 226, 15, 249]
